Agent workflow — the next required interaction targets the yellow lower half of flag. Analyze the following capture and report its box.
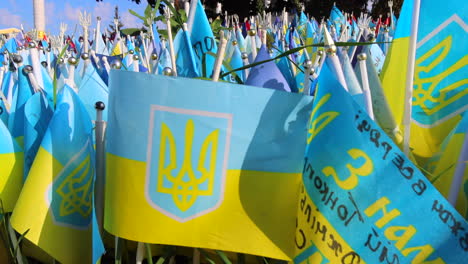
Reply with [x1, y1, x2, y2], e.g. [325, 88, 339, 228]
[11, 147, 92, 264]
[410, 116, 461, 162]
[105, 153, 300, 261]
[0, 152, 23, 212]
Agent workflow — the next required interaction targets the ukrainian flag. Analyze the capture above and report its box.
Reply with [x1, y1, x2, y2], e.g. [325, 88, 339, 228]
[105, 71, 313, 260]
[411, 0, 468, 162]
[382, 0, 468, 165]
[11, 85, 104, 264]
[295, 62, 467, 264]
[380, 0, 413, 146]
[0, 120, 23, 212]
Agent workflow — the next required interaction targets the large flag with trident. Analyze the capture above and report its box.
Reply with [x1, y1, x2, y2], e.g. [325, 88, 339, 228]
[295, 60, 468, 263]
[105, 70, 313, 260]
[11, 85, 104, 264]
[381, 0, 468, 218]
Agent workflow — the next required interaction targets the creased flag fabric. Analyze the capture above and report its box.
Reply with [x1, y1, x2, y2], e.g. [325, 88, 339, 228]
[23, 92, 53, 178]
[429, 113, 468, 219]
[77, 63, 109, 122]
[189, 0, 218, 78]
[245, 45, 291, 92]
[380, 0, 413, 141]
[105, 70, 313, 260]
[295, 62, 468, 263]
[174, 29, 200, 78]
[8, 66, 33, 148]
[11, 85, 104, 264]
[0, 120, 23, 212]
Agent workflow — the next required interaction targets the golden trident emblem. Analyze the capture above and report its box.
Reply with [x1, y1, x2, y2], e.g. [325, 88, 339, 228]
[157, 119, 219, 212]
[56, 154, 93, 218]
[413, 35, 468, 117]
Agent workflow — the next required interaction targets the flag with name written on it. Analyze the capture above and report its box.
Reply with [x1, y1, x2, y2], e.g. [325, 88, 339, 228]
[189, 0, 217, 78]
[11, 85, 104, 264]
[105, 70, 313, 260]
[0, 120, 23, 212]
[410, 1, 468, 162]
[295, 62, 468, 264]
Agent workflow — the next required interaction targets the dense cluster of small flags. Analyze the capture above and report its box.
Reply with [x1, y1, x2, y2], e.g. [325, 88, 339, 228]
[0, 0, 467, 263]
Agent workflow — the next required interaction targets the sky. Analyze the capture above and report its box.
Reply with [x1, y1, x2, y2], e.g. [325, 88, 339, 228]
[0, 0, 147, 35]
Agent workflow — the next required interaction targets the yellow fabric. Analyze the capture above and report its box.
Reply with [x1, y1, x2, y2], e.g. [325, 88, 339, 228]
[110, 40, 122, 56]
[11, 147, 93, 264]
[0, 152, 23, 212]
[105, 153, 300, 261]
[410, 116, 461, 160]
[0, 28, 20, 34]
[380, 36, 410, 144]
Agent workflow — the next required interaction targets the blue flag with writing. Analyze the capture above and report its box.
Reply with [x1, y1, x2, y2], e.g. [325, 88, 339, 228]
[189, 0, 217, 78]
[294, 63, 468, 263]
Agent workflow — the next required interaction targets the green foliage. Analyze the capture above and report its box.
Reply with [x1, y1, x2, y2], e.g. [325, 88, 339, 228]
[128, 0, 187, 41]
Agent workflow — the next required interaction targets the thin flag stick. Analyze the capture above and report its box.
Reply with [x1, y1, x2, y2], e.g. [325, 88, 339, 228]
[65, 57, 78, 91]
[212, 32, 228, 82]
[389, 0, 395, 31]
[95, 17, 102, 53]
[187, 0, 198, 33]
[402, 0, 421, 156]
[136, 240, 145, 264]
[24, 65, 42, 93]
[193, 248, 200, 264]
[133, 54, 140, 72]
[249, 29, 257, 60]
[241, 52, 249, 79]
[303, 60, 312, 95]
[166, 14, 178, 77]
[0, 64, 4, 88]
[357, 53, 375, 120]
[448, 131, 468, 206]
[28, 42, 44, 89]
[102, 56, 111, 75]
[94, 101, 106, 233]
[8, 219, 24, 264]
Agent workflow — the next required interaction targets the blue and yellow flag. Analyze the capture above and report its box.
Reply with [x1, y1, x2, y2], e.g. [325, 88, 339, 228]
[105, 70, 313, 260]
[0, 120, 23, 212]
[380, 0, 413, 145]
[382, 0, 468, 164]
[11, 85, 104, 264]
[295, 62, 468, 263]
[411, 0, 468, 161]
[23, 92, 53, 178]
